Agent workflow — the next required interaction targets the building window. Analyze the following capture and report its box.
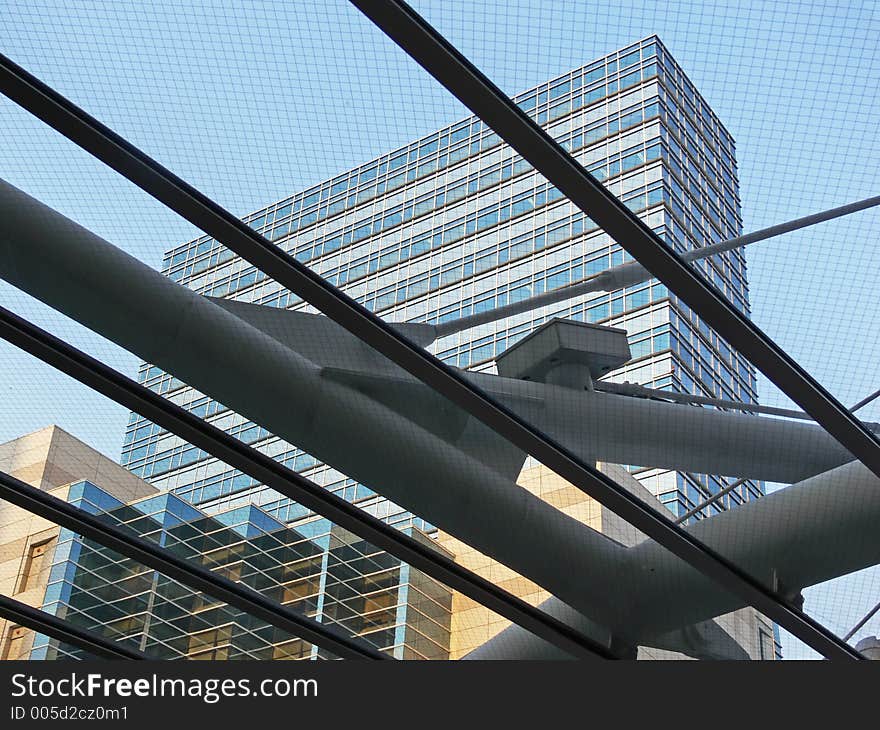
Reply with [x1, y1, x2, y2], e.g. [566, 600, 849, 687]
[187, 626, 232, 660]
[273, 639, 310, 660]
[2, 626, 28, 661]
[759, 628, 776, 660]
[18, 538, 56, 594]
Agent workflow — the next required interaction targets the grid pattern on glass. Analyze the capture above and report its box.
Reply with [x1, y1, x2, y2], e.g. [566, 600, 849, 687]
[30, 481, 451, 661]
[124, 37, 759, 533]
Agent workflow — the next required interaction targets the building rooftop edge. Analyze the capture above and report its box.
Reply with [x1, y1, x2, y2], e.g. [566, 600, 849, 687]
[164, 33, 732, 260]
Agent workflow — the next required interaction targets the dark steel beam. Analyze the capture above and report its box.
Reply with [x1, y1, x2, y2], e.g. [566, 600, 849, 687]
[347, 0, 873, 659]
[0, 48, 861, 658]
[0, 469, 385, 660]
[0, 594, 148, 660]
[347, 0, 880, 482]
[0, 306, 613, 660]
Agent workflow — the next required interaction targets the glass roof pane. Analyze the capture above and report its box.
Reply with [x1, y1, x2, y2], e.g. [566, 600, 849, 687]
[1, 0, 877, 660]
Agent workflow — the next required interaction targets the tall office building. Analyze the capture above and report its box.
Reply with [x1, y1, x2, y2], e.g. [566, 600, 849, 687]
[113, 36, 778, 658]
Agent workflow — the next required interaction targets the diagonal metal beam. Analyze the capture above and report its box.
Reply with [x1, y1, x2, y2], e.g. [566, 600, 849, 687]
[430, 194, 880, 339]
[676, 387, 880, 525]
[596, 381, 880, 429]
[0, 470, 386, 660]
[0, 34, 862, 659]
[851, 388, 880, 415]
[844, 600, 880, 643]
[684, 195, 880, 261]
[0, 305, 612, 661]
[350, 0, 880, 656]
[0, 594, 148, 660]
[349, 0, 880, 488]
[676, 478, 749, 525]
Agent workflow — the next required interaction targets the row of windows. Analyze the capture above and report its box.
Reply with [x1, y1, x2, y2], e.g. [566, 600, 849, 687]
[134, 187, 665, 442]
[162, 460, 365, 514]
[164, 122, 500, 270]
[661, 181, 745, 295]
[672, 469, 763, 513]
[239, 142, 661, 318]
[671, 332, 748, 404]
[124, 415, 277, 469]
[162, 39, 666, 270]
[39, 547, 428, 661]
[60, 492, 411, 585]
[651, 95, 740, 227]
[172, 84, 663, 296]
[516, 39, 657, 116]
[523, 62, 657, 128]
[361, 183, 662, 318]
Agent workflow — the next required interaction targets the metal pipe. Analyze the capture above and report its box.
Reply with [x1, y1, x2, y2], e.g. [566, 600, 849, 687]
[434, 195, 880, 340]
[469, 372, 855, 484]
[349, 5, 880, 564]
[0, 305, 612, 661]
[844, 600, 880, 643]
[0, 44, 862, 659]
[676, 478, 748, 525]
[0, 178, 631, 639]
[597, 381, 819, 421]
[430, 198, 880, 339]
[852, 387, 880, 415]
[672, 388, 880, 524]
[688, 195, 880, 262]
[0, 177, 870, 660]
[472, 458, 880, 659]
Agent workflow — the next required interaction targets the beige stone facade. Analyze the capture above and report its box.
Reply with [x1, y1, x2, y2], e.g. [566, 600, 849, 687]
[0, 426, 155, 660]
[437, 461, 610, 659]
[438, 460, 774, 660]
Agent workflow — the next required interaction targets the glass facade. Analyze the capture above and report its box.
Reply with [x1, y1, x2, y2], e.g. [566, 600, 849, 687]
[30, 481, 452, 661]
[102, 36, 778, 658]
[122, 36, 760, 526]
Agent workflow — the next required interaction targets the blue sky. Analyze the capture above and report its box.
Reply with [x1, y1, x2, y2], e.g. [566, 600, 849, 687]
[0, 0, 877, 657]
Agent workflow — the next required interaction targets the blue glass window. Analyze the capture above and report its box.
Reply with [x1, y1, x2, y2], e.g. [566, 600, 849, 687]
[584, 66, 604, 84]
[620, 50, 640, 68]
[549, 99, 571, 121]
[517, 94, 536, 112]
[549, 79, 571, 99]
[450, 125, 469, 143]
